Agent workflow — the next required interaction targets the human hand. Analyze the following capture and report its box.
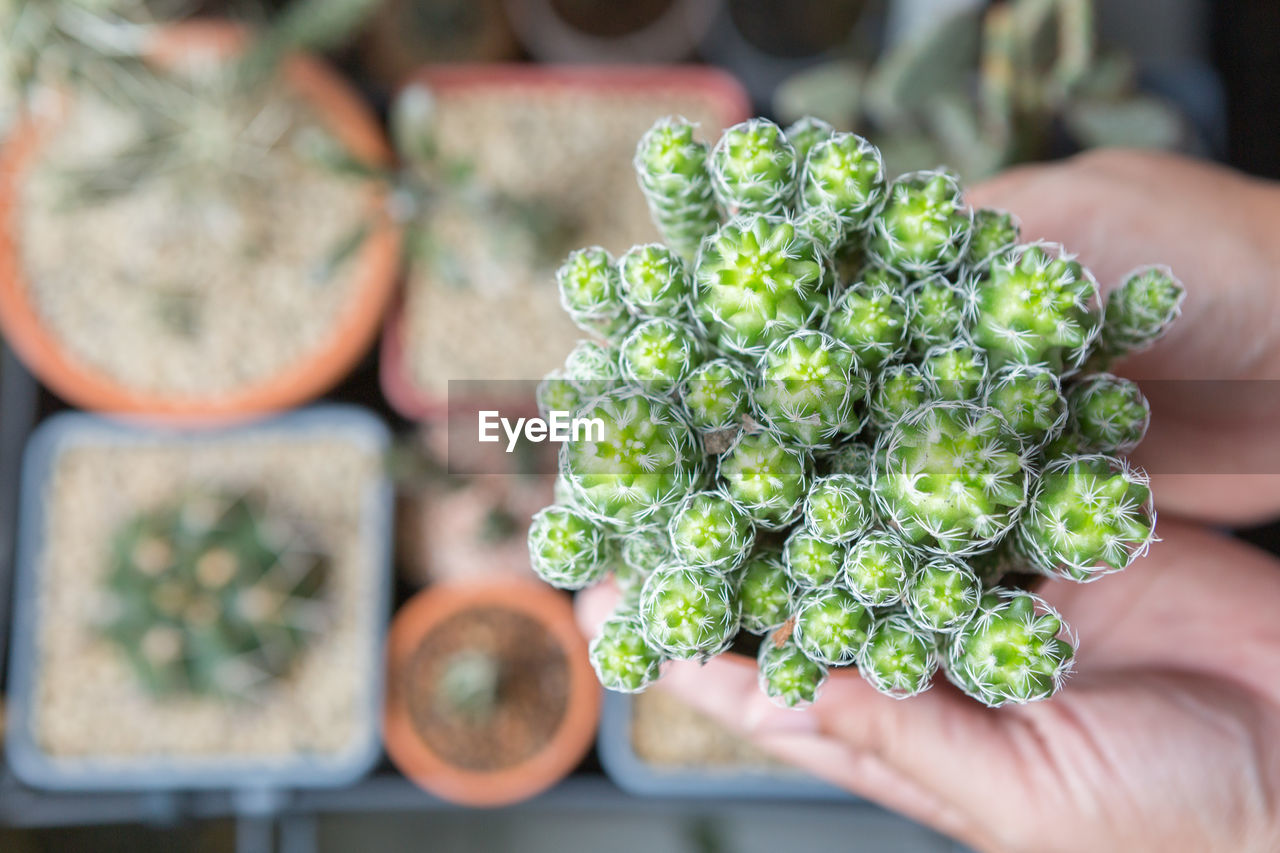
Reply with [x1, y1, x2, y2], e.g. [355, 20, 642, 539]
[579, 520, 1280, 853]
[967, 150, 1280, 524]
[575, 151, 1280, 852]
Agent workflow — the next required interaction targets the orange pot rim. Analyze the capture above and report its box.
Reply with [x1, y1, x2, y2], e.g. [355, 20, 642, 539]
[377, 62, 752, 421]
[383, 579, 602, 807]
[0, 21, 402, 426]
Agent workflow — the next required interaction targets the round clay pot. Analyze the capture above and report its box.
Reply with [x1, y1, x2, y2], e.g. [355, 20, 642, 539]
[0, 21, 402, 424]
[384, 580, 601, 806]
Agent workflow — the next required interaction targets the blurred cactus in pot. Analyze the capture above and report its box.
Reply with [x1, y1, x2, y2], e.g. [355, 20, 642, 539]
[101, 491, 330, 700]
[0, 0, 171, 127]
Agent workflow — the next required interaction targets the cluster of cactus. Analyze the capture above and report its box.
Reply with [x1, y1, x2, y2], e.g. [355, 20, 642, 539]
[529, 115, 1182, 709]
[100, 491, 331, 700]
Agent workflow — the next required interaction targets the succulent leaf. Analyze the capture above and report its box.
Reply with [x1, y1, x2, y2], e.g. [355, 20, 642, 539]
[639, 565, 740, 659]
[758, 634, 828, 708]
[590, 614, 665, 693]
[528, 505, 609, 589]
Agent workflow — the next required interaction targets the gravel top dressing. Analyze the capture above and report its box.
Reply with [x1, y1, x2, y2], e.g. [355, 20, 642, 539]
[406, 606, 569, 771]
[630, 689, 776, 769]
[406, 88, 728, 397]
[32, 436, 381, 760]
[18, 80, 370, 397]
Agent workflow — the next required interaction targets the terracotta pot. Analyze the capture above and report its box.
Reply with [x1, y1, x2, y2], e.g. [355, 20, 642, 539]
[0, 22, 402, 424]
[384, 580, 601, 806]
[379, 63, 751, 421]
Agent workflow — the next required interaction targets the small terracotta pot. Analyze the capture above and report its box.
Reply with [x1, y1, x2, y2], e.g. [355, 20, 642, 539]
[0, 22, 402, 424]
[379, 63, 751, 421]
[384, 580, 601, 807]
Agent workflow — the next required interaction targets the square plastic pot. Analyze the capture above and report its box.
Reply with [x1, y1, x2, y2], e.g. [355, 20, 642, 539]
[5, 405, 393, 792]
[379, 63, 751, 421]
[597, 691, 852, 800]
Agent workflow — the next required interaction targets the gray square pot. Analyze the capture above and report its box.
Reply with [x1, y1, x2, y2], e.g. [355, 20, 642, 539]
[5, 405, 393, 792]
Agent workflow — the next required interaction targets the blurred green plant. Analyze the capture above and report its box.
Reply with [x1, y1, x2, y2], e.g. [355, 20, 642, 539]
[774, 0, 1189, 180]
[101, 490, 331, 700]
[32, 0, 382, 338]
[0, 0, 170, 116]
[56, 0, 380, 202]
[305, 81, 575, 289]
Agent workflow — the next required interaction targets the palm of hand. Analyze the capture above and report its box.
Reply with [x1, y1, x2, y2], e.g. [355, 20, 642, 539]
[581, 523, 1280, 853]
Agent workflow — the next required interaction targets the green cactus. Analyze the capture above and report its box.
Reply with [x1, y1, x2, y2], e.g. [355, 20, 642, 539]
[619, 527, 671, 574]
[904, 557, 982, 633]
[842, 529, 914, 607]
[618, 243, 691, 319]
[920, 340, 988, 402]
[693, 215, 830, 358]
[531, 113, 1179, 708]
[784, 116, 835, 167]
[710, 118, 797, 216]
[868, 363, 937, 430]
[737, 546, 797, 634]
[792, 202, 847, 257]
[527, 505, 609, 590]
[615, 529, 670, 603]
[783, 528, 847, 589]
[793, 586, 871, 666]
[561, 389, 704, 529]
[619, 318, 703, 395]
[948, 591, 1075, 707]
[634, 117, 721, 259]
[718, 430, 810, 530]
[1064, 373, 1151, 454]
[668, 490, 756, 571]
[905, 274, 970, 353]
[861, 613, 939, 698]
[563, 338, 622, 400]
[820, 441, 874, 479]
[753, 330, 866, 448]
[758, 634, 828, 708]
[875, 402, 1029, 554]
[102, 492, 330, 700]
[590, 613, 665, 693]
[823, 280, 910, 370]
[1017, 454, 1153, 581]
[556, 246, 631, 341]
[639, 565, 740, 660]
[868, 170, 972, 275]
[970, 243, 1100, 373]
[680, 358, 752, 433]
[967, 208, 1020, 268]
[803, 474, 874, 544]
[536, 370, 585, 419]
[1092, 265, 1185, 368]
[800, 131, 887, 230]
[983, 364, 1068, 445]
